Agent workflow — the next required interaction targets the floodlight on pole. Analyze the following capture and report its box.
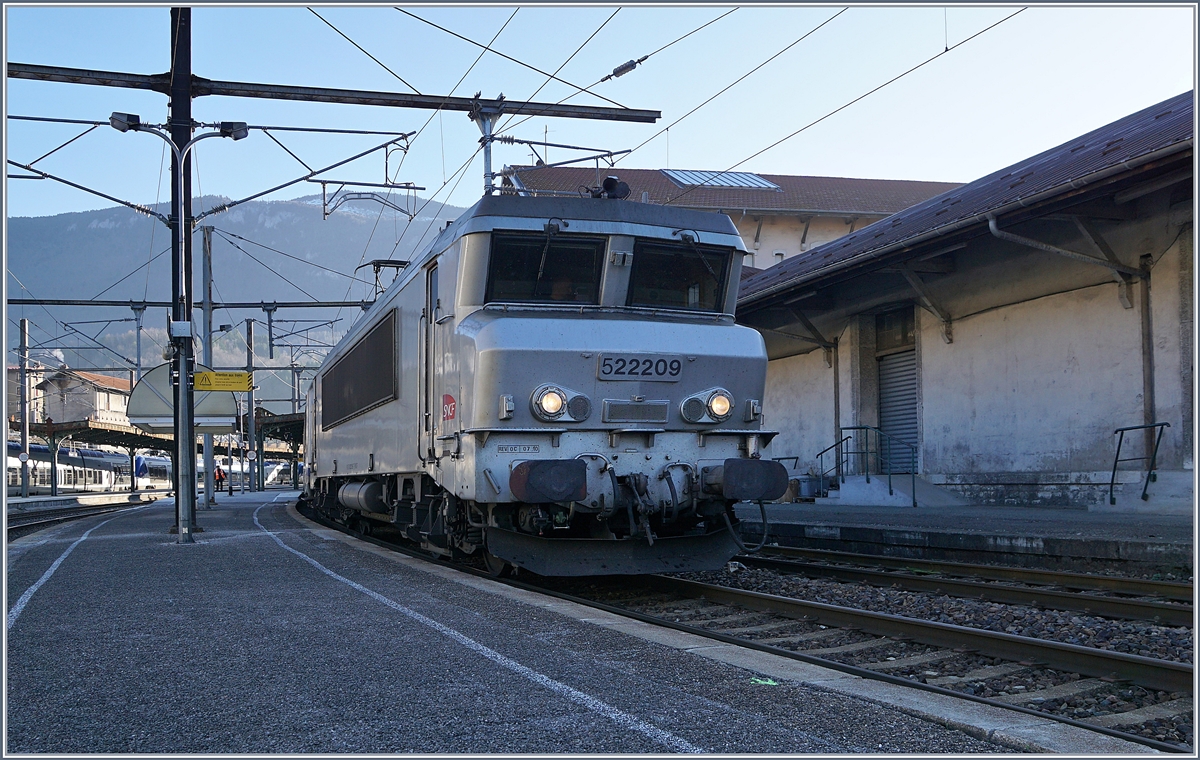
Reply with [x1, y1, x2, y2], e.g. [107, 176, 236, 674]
[219, 121, 249, 141]
[110, 111, 249, 544]
[109, 112, 140, 133]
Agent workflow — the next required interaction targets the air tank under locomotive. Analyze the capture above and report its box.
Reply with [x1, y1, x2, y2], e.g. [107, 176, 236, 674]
[301, 191, 786, 575]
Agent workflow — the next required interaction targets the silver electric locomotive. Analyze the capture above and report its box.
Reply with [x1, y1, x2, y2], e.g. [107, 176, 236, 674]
[301, 190, 786, 575]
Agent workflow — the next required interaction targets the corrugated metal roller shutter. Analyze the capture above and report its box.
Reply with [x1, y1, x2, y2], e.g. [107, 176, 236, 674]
[878, 350, 918, 470]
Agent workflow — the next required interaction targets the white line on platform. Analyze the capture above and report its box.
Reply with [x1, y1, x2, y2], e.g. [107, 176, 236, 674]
[252, 505, 704, 754]
[7, 507, 147, 631]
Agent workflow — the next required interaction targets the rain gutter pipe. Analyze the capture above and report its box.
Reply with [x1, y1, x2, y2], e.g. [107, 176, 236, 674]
[984, 215, 1143, 278]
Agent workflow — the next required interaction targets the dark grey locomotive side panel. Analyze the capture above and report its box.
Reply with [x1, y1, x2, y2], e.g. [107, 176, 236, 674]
[321, 309, 398, 430]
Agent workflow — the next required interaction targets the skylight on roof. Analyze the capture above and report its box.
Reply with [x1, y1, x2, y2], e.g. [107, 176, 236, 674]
[662, 169, 779, 190]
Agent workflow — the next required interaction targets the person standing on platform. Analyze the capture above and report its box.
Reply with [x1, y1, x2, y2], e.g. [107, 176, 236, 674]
[214, 466, 227, 499]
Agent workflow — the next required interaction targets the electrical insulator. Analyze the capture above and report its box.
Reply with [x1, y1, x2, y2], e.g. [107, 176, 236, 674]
[611, 59, 638, 78]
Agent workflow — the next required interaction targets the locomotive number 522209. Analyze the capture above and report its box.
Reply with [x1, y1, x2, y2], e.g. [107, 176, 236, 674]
[598, 354, 683, 382]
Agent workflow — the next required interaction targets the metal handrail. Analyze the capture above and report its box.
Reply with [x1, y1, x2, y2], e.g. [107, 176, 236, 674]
[836, 426, 917, 508]
[1109, 422, 1169, 505]
[816, 437, 851, 492]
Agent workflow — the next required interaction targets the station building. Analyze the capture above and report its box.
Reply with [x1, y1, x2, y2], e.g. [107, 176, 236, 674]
[501, 165, 958, 272]
[33, 367, 133, 426]
[6, 363, 45, 426]
[736, 91, 1194, 512]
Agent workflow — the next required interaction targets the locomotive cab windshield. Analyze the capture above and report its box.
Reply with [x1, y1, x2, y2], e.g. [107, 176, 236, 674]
[485, 232, 605, 304]
[627, 239, 731, 312]
[484, 229, 735, 313]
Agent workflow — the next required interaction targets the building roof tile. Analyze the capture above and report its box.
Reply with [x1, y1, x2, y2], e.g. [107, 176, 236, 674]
[506, 166, 960, 216]
[40, 369, 132, 393]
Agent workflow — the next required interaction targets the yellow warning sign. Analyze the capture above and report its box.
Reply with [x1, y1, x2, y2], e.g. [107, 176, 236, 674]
[194, 371, 252, 392]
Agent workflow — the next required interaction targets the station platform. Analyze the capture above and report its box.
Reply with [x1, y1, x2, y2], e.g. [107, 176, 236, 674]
[5, 492, 1151, 754]
[734, 500, 1194, 573]
[5, 489, 164, 513]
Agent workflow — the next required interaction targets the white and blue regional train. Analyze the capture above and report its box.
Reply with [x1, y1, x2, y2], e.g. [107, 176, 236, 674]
[6, 441, 173, 495]
[301, 186, 786, 576]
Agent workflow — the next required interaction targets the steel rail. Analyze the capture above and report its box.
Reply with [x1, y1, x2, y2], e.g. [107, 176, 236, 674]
[6, 503, 141, 530]
[757, 545, 1194, 602]
[646, 575, 1193, 694]
[290, 503, 1189, 753]
[741, 555, 1193, 627]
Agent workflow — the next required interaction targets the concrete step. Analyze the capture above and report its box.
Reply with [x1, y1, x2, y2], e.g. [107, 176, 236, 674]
[817, 474, 970, 508]
[1090, 470, 1193, 515]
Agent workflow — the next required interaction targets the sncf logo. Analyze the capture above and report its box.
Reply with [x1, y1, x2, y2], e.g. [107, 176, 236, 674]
[442, 394, 456, 421]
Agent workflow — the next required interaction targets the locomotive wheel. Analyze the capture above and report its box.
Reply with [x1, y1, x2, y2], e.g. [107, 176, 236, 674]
[482, 546, 513, 578]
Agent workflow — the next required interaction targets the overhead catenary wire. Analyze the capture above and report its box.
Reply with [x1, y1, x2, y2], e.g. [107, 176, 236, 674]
[600, 7, 738, 82]
[335, 10, 520, 326]
[349, 8, 519, 271]
[90, 246, 171, 301]
[25, 125, 98, 168]
[309, 8, 422, 95]
[495, 7, 739, 139]
[212, 229, 374, 286]
[395, 8, 629, 110]
[495, 8, 621, 134]
[261, 129, 314, 173]
[647, 7, 740, 62]
[145, 140, 168, 301]
[664, 7, 1028, 207]
[7, 271, 137, 367]
[619, 8, 848, 164]
[216, 233, 321, 302]
[5, 160, 166, 223]
[391, 142, 481, 264]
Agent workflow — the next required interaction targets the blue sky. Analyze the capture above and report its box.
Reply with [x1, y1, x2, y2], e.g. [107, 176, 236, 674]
[4, 4, 1196, 220]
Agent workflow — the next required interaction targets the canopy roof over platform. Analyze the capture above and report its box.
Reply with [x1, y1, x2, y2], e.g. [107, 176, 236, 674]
[11, 418, 171, 452]
[10, 417, 302, 460]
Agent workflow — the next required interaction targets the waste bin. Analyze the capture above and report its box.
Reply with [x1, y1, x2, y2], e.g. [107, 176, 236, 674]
[796, 475, 822, 498]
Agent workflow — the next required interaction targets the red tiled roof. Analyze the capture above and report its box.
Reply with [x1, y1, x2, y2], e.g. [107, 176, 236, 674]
[42, 369, 132, 393]
[505, 166, 960, 216]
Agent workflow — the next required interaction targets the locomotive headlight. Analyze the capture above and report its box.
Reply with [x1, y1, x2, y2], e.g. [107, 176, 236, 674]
[707, 391, 733, 420]
[533, 387, 567, 420]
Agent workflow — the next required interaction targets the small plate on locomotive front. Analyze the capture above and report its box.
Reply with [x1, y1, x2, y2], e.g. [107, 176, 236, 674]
[597, 353, 682, 382]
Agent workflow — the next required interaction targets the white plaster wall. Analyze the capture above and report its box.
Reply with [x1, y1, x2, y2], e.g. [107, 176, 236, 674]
[1148, 225, 1189, 468]
[920, 281, 1144, 476]
[50, 386, 93, 423]
[735, 216, 884, 271]
[6, 367, 45, 422]
[762, 347, 836, 473]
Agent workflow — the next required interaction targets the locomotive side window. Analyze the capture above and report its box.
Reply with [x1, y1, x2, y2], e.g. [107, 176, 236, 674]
[321, 308, 399, 430]
[627, 241, 731, 312]
[485, 232, 604, 304]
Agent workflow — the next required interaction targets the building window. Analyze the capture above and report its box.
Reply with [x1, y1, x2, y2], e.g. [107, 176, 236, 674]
[876, 308, 915, 354]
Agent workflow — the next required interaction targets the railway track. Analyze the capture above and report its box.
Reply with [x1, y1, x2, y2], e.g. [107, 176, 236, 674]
[6, 503, 145, 535]
[544, 574, 1193, 752]
[741, 551, 1193, 626]
[757, 545, 1194, 601]
[296, 506, 1194, 752]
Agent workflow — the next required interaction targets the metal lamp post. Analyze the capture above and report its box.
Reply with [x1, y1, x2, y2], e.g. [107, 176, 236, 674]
[110, 112, 248, 543]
